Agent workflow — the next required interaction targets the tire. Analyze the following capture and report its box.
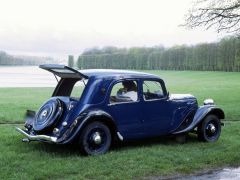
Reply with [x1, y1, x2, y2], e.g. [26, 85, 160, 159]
[197, 114, 221, 142]
[33, 98, 63, 132]
[79, 122, 112, 155]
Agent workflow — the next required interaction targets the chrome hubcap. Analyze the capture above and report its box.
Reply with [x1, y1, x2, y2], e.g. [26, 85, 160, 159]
[207, 123, 216, 134]
[40, 110, 48, 118]
[93, 132, 102, 145]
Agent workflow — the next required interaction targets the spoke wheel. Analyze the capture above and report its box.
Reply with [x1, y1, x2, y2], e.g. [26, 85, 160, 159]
[197, 115, 221, 142]
[79, 122, 111, 155]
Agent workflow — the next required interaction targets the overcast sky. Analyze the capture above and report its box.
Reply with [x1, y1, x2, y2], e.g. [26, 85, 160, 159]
[0, 0, 225, 58]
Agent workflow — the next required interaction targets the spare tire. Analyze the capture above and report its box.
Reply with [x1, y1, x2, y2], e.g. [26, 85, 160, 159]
[33, 98, 63, 132]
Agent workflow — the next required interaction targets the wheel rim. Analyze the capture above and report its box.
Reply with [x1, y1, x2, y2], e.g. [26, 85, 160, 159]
[205, 120, 219, 140]
[86, 128, 108, 152]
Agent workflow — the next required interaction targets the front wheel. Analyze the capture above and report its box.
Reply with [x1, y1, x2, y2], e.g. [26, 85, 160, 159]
[197, 115, 221, 142]
[79, 122, 112, 155]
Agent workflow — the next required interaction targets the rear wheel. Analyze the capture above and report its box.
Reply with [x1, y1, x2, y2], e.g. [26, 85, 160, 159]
[197, 115, 221, 142]
[79, 122, 112, 155]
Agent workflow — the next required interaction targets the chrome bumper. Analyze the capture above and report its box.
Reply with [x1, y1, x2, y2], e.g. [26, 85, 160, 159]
[15, 127, 57, 143]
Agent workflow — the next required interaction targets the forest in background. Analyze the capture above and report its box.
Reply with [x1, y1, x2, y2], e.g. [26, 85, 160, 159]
[70, 36, 240, 72]
[0, 51, 54, 66]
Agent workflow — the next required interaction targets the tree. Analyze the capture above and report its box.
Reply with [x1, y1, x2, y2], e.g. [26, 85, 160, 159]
[76, 36, 240, 72]
[185, 0, 240, 34]
[68, 55, 74, 67]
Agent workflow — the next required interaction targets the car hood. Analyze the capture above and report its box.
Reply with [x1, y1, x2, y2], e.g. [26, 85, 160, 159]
[170, 94, 196, 101]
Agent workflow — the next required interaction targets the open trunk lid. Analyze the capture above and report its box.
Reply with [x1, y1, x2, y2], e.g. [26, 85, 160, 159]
[39, 64, 88, 79]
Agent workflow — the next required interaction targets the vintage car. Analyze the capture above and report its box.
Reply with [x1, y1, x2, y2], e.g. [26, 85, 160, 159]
[16, 64, 225, 155]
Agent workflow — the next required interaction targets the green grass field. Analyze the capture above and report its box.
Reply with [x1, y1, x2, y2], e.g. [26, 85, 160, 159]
[0, 70, 240, 179]
[1, 122, 240, 179]
[0, 70, 239, 123]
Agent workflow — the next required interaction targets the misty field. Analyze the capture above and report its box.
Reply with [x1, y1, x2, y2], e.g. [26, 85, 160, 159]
[0, 70, 240, 179]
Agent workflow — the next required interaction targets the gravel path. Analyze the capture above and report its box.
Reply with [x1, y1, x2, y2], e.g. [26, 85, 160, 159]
[147, 167, 240, 180]
[181, 167, 240, 180]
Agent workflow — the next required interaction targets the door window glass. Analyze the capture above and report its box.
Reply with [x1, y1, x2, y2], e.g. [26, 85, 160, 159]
[110, 80, 138, 104]
[143, 81, 164, 100]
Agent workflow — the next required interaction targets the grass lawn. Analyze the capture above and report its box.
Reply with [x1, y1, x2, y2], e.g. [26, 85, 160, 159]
[1, 122, 240, 179]
[0, 70, 240, 179]
[0, 87, 54, 123]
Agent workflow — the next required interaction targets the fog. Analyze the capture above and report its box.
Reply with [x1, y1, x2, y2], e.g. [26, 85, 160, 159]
[0, 0, 225, 58]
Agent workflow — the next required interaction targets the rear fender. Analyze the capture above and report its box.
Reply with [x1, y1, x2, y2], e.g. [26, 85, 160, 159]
[58, 109, 122, 144]
[173, 105, 224, 134]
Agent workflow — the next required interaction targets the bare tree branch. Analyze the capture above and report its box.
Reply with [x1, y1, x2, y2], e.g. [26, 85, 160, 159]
[183, 0, 240, 35]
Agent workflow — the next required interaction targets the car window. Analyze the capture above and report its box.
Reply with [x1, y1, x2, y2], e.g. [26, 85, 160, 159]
[71, 80, 88, 98]
[143, 80, 164, 100]
[110, 80, 138, 104]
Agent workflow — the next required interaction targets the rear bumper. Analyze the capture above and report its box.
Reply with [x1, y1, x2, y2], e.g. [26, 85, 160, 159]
[15, 127, 57, 143]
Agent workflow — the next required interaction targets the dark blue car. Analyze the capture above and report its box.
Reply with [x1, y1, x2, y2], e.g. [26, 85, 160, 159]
[16, 64, 225, 155]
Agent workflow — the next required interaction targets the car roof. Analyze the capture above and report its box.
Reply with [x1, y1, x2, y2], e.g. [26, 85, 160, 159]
[79, 69, 159, 79]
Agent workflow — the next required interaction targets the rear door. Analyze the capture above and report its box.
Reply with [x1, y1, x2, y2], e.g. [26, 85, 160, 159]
[107, 79, 143, 139]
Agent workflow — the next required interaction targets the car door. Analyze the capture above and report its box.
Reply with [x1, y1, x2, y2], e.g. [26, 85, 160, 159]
[107, 79, 144, 139]
[141, 79, 173, 136]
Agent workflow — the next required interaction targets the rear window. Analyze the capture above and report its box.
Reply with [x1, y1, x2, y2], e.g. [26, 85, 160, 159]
[51, 69, 75, 74]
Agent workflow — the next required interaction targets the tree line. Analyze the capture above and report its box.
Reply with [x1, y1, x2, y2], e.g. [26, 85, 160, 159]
[70, 36, 240, 72]
[0, 51, 54, 66]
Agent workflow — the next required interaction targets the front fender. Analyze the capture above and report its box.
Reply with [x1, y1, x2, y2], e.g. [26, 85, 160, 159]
[173, 105, 224, 134]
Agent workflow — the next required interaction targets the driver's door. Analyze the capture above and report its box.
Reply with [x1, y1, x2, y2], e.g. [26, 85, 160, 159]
[141, 80, 173, 136]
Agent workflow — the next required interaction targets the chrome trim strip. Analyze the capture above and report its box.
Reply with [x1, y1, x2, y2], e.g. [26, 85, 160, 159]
[117, 132, 123, 141]
[107, 100, 140, 106]
[15, 127, 57, 143]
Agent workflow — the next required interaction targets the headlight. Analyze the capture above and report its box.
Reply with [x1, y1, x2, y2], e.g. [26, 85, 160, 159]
[204, 99, 214, 105]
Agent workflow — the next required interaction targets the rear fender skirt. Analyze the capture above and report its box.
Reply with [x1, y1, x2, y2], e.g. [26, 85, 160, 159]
[58, 109, 121, 144]
[173, 105, 225, 134]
